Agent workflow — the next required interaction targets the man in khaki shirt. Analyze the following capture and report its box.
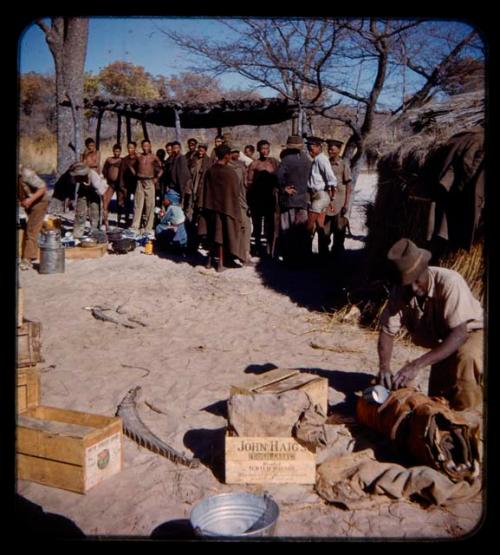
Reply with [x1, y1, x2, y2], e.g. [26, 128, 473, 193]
[378, 238, 483, 410]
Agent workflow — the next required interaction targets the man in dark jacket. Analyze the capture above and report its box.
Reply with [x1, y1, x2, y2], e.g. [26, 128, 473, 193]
[168, 141, 193, 212]
[276, 135, 312, 267]
[197, 144, 245, 272]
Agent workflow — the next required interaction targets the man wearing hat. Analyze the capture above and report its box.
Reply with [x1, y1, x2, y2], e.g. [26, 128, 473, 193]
[17, 165, 49, 270]
[305, 136, 337, 258]
[322, 139, 353, 257]
[276, 135, 312, 267]
[69, 162, 108, 238]
[377, 238, 484, 411]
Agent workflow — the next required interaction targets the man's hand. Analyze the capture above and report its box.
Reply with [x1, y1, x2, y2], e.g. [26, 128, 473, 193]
[340, 206, 347, 216]
[378, 369, 393, 389]
[284, 185, 296, 196]
[21, 198, 32, 209]
[392, 361, 420, 389]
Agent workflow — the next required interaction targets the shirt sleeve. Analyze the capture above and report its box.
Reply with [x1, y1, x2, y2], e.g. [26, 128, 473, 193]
[22, 169, 46, 190]
[319, 157, 337, 189]
[379, 287, 404, 336]
[343, 161, 352, 184]
[440, 273, 483, 331]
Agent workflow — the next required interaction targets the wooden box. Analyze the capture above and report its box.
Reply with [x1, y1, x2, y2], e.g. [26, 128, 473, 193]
[17, 319, 42, 368]
[17, 366, 40, 413]
[17, 406, 123, 494]
[65, 243, 107, 260]
[230, 368, 329, 416]
[225, 433, 316, 484]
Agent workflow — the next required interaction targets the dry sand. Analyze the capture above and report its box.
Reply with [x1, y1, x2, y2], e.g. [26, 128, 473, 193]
[16, 173, 483, 539]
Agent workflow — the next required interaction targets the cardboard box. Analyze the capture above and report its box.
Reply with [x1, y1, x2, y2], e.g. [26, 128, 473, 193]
[17, 406, 123, 494]
[225, 433, 316, 484]
[17, 366, 40, 413]
[230, 368, 329, 416]
[17, 319, 42, 368]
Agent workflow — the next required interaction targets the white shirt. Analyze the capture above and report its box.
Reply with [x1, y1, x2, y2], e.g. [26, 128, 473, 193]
[307, 152, 337, 191]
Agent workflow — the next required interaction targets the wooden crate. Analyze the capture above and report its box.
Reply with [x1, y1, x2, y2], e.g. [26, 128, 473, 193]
[17, 319, 42, 368]
[64, 244, 107, 260]
[230, 368, 329, 416]
[17, 406, 123, 494]
[17, 366, 40, 413]
[225, 433, 316, 484]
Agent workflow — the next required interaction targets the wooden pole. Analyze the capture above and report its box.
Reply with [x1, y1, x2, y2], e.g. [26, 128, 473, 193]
[116, 114, 122, 146]
[174, 109, 182, 144]
[141, 119, 150, 142]
[126, 115, 132, 144]
[217, 126, 222, 137]
[95, 110, 103, 151]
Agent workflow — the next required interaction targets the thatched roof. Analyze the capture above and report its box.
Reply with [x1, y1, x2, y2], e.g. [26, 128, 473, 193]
[81, 96, 299, 129]
[404, 91, 485, 133]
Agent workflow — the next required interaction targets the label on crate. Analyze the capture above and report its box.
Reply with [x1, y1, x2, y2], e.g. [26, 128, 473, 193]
[85, 432, 122, 490]
[225, 436, 316, 484]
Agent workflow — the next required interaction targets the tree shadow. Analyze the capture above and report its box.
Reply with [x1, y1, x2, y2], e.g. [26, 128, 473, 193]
[254, 247, 369, 312]
[14, 493, 86, 539]
[154, 248, 210, 269]
[242, 363, 374, 415]
[183, 427, 226, 483]
[150, 519, 196, 540]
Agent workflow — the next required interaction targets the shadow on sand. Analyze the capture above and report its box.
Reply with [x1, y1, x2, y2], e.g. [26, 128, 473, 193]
[243, 363, 374, 415]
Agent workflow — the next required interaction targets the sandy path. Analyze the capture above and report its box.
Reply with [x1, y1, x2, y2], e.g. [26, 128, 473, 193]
[16, 173, 482, 538]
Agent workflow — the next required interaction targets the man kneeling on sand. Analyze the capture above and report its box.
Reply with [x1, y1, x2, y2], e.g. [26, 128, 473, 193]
[377, 238, 484, 412]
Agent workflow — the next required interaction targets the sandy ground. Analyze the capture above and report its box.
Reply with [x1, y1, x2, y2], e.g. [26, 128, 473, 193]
[16, 172, 483, 539]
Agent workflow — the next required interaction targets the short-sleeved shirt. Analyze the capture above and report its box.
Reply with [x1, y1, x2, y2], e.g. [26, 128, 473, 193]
[327, 157, 352, 216]
[308, 152, 337, 192]
[380, 266, 483, 349]
[19, 168, 48, 201]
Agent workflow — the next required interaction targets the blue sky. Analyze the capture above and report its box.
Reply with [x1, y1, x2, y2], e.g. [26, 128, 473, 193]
[19, 17, 265, 92]
[18, 17, 482, 110]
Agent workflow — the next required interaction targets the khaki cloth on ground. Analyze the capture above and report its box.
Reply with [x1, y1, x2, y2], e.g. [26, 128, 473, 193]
[316, 449, 482, 509]
[228, 391, 311, 437]
[356, 388, 481, 482]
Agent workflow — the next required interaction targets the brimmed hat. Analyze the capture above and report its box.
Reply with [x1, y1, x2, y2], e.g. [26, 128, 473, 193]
[326, 139, 344, 148]
[229, 144, 241, 153]
[69, 162, 89, 177]
[306, 136, 324, 146]
[387, 238, 432, 285]
[285, 135, 304, 149]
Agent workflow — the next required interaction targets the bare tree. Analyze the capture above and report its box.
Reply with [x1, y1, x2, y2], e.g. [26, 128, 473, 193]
[164, 18, 482, 189]
[36, 17, 89, 176]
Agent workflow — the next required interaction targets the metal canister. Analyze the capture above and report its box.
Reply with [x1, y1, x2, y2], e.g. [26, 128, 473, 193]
[38, 229, 65, 274]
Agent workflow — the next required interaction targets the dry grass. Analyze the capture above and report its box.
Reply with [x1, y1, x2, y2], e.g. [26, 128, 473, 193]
[19, 135, 57, 175]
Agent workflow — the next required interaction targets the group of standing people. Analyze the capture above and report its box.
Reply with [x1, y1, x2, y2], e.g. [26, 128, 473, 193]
[18, 132, 353, 272]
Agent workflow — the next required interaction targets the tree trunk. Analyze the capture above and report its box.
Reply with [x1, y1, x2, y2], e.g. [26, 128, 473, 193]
[38, 17, 88, 177]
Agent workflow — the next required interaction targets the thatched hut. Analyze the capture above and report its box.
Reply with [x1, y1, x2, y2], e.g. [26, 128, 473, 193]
[363, 91, 485, 314]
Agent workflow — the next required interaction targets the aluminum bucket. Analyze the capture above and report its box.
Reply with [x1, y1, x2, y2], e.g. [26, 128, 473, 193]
[190, 492, 279, 538]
